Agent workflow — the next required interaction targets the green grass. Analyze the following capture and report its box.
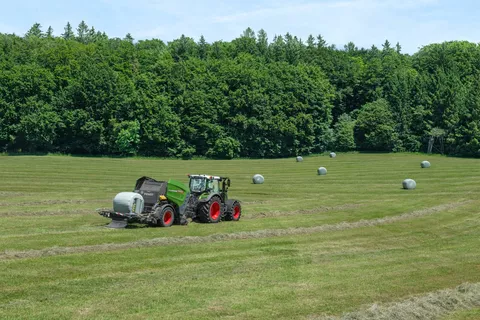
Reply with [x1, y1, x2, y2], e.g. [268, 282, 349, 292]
[0, 153, 479, 319]
[446, 309, 480, 320]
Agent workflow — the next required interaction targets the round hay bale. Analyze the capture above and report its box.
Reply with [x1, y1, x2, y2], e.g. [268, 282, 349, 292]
[296, 156, 303, 162]
[329, 152, 336, 158]
[402, 179, 416, 190]
[421, 160, 431, 168]
[317, 167, 327, 175]
[252, 174, 264, 184]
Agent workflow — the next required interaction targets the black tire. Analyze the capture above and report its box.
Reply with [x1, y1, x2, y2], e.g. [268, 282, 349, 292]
[197, 196, 222, 223]
[155, 205, 175, 227]
[224, 200, 241, 221]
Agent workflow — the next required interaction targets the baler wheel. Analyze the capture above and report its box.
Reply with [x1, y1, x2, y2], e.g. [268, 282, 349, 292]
[156, 205, 175, 227]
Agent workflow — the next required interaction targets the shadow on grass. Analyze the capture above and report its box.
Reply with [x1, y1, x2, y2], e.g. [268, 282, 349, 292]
[99, 222, 150, 229]
[125, 224, 150, 229]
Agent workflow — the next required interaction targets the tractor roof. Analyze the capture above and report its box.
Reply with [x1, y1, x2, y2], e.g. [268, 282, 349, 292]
[188, 174, 226, 180]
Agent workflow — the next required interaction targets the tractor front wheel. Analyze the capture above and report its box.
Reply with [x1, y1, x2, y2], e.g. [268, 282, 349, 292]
[197, 196, 222, 223]
[155, 205, 175, 227]
[224, 200, 241, 221]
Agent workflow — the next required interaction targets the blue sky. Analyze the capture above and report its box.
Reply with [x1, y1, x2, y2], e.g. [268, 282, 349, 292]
[0, 0, 478, 54]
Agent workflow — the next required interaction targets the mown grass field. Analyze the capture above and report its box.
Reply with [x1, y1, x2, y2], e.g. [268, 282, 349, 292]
[0, 153, 479, 319]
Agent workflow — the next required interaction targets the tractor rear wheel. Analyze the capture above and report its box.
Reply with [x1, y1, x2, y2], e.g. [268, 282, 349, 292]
[155, 205, 175, 227]
[197, 196, 222, 223]
[224, 200, 241, 221]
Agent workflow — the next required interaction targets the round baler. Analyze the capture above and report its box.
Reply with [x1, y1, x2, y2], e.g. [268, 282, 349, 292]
[98, 175, 241, 228]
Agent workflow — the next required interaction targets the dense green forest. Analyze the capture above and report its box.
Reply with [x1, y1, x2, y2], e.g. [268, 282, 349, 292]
[1, 22, 479, 158]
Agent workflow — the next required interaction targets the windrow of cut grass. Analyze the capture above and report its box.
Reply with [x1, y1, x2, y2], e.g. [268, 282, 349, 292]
[318, 283, 480, 320]
[0, 198, 472, 252]
[0, 200, 472, 260]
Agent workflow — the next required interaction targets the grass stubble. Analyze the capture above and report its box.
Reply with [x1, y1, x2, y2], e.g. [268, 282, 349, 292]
[0, 153, 479, 319]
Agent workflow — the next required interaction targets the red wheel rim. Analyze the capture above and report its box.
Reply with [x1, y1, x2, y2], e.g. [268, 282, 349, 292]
[210, 202, 220, 220]
[163, 211, 173, 225]
[233, 205, 240, 220]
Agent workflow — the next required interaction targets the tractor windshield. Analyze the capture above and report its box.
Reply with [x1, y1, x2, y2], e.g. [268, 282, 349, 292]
[189, 177, 207, 193]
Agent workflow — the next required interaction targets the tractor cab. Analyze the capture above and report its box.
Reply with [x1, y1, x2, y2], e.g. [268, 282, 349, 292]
[188, 174, 230, 200]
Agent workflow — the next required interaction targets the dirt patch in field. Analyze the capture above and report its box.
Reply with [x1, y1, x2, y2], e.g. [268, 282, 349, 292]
[247, 203, 365, 219]
[312, 282, 480, 320]
[0, 201, 471, 261]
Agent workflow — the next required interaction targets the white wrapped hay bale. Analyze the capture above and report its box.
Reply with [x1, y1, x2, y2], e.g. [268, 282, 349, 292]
[252, 174, 265, 184]
[317, 167, 327, 175]
[402, 179, 416, 190]
[113, 192, 144, 214]
[421, 161, 431, 168]
[329, 152, 336, 158]
[296, 156, 303, 162]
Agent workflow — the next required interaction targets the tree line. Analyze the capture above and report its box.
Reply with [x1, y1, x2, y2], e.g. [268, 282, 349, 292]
[0, 22, 479, 158]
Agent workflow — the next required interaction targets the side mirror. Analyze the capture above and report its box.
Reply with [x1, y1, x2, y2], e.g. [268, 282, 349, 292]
[227, 179, 231, 187]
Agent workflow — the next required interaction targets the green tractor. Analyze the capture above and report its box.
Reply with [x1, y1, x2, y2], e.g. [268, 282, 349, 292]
[98, 175, 241, 228]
